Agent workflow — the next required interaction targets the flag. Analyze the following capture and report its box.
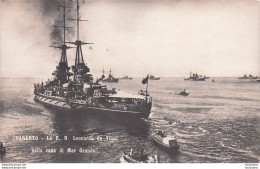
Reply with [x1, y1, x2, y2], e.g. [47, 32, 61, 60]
[142, 75, 149, 84]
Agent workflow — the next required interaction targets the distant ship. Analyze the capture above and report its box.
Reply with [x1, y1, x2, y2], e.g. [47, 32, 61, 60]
[149, 75, 160, 80]
[119, 76, 133, 80]
[238, 74, 247, 79]
[34, 0, 152, 119]
[248, 74, 258, 79]
[247, 74, 258, 79]
[100, 68, 119, 83]
[238, 74, 258, 79]
[184, 73, 206, 81]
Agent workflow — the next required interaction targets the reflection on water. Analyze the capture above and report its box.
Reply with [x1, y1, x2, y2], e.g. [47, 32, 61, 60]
[0, 77, 259, 163]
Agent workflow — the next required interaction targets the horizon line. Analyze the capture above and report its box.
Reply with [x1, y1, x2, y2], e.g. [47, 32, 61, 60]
[0, 76, 258, 79]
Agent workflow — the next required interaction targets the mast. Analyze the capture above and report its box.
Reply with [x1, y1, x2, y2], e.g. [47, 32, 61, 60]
[63, 0, 66, 46]
[146, 76, 149, 100]
[100, 66, 105, 79]
[77, 0, 79, 41]
[109, 68, 112, 79]
[50, 0, 73, 84]
[67, 0, 94, 83]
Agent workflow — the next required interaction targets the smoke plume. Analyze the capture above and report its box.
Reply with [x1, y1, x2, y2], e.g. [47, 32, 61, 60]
[33, 0, 78, 44]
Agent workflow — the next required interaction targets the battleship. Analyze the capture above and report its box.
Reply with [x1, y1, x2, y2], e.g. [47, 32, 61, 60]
[246, 74, 257, 79]
[34, 0, 152, 119]
[149, 75, 160, 80]
[238, 74, 258, 79]
[184, 73, 206, 81]
[100, 68, 119, 83]
[119, 75, 133, 80]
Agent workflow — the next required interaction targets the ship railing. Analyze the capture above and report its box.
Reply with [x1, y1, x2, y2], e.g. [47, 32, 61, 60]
[36, 92, 69, 102]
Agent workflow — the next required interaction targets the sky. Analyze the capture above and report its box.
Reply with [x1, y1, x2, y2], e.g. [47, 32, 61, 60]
[0, 0, 259, 78]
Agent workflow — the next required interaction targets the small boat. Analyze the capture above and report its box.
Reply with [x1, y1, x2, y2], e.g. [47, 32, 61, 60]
[0, 142, 6, 154]
[151, 130, 180, 152]
[120, 148, 158, 163]
[179, 89, 189, 96]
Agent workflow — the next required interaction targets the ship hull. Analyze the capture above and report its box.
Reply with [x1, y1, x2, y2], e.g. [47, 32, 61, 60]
[34, 93, 151, 120]
[248, 77, 258, 79]
[101, 79, 119, 83]
[184, 78, 205, 81]
[179, 92, 189, 96]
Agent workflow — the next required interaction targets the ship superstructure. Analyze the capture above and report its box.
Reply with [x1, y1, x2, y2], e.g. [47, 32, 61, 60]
[238, 74, 258, 79]
[100, 68, 119, 83]
[149, 75, 160, 80]
[184, 73, 206, 81]
[49, 0, 74, 85]
[34, 0, 152, 119]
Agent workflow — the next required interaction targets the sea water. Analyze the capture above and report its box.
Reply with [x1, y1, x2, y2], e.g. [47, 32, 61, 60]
[0, 77, 259, 163]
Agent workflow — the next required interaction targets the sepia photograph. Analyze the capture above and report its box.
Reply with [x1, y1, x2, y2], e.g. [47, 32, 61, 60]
[0, 0, 259, 168]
